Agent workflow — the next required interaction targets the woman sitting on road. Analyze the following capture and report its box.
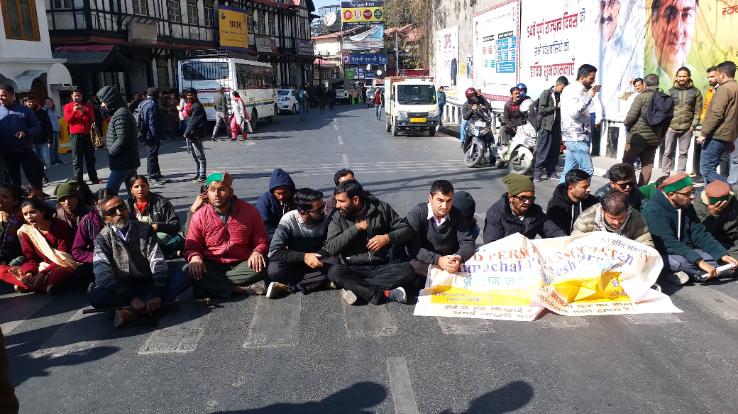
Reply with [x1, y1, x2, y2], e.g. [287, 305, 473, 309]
[126, 175, 184, 258]
[229, 91, 250, 141]
[0, 184, 25, 266]
[0, 198, 81, 294]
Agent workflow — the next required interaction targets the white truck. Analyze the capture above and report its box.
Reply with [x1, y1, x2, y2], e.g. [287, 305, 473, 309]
[383, 76, 440, 136]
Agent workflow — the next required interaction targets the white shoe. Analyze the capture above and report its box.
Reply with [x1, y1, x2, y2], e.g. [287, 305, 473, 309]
[665, 272, 690, 286]
[386, 287, 407, 304]
[341, 289, 358, 305]
[266, 282, 289, 299]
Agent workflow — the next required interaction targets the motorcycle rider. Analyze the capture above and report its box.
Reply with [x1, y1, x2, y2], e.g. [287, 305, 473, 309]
[501, 86, 527, 143]
[461, 87, 481, 145]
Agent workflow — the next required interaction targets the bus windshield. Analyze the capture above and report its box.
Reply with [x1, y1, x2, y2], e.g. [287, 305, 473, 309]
[182, 62, 229, 81]
[396, 85, 437, 105]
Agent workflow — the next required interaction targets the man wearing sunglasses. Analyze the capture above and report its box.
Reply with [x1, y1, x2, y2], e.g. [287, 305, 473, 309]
[695, 180, 738, 265]
[643, 172, 738, 285]
[89, 196, 191, 327]
[266, 188, 333, 299]
[483, 173, 565, 243]
[595, 163, 645, 211]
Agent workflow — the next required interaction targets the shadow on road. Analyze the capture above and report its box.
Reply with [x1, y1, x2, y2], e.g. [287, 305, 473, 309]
[441, 381, 535, 414]
[211, 381, 387, 414]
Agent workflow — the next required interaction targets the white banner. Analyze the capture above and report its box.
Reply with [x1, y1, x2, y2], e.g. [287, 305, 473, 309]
[473, 2, 520, 102]
[414, 232, 682, 321]
[434, 26, 458, 89]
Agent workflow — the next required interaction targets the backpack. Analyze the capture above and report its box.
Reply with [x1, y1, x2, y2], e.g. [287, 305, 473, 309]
[133, 101, 151, 143]
[527, 98, 543, 131]
[645, 90, 674, 127]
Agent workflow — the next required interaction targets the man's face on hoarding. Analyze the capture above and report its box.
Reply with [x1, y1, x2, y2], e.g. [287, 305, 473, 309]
[651, 0, 697, 73]
[601, 0, 621, 42]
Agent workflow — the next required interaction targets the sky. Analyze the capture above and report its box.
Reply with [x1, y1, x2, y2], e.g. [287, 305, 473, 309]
[313, 0, 340, 10]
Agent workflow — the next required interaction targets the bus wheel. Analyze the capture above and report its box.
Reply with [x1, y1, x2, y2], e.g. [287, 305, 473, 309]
[251, 109, 258, 132]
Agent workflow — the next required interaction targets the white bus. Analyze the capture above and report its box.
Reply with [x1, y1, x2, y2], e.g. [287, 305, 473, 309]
[177, 57, 278, 130]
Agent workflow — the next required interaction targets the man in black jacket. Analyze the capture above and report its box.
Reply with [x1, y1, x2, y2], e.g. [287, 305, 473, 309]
[23, 96, 52, 184]
[501, 86, 527, 142]
[405, 180, 476, 277]
[183, 88, 207, 183]
[594, 162, 645, 211]
[483, 173, 565, 243]
[140, 88, 169, 184]
[97, 86, 140, 196]
[534, 76, 568, 181]
[323, 180, 414, 305]
[546, 168, 598, 235]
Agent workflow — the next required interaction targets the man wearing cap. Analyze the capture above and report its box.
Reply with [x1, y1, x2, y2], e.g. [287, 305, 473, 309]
[483, 174, 565, 243]
[453, 190, 479, 241]
[405, 180, 476, 277]
[695, 180, 738, 261]
[642, 172, 738, 284]
[184, 172, 269, 297]
[89, 195, 191, 327]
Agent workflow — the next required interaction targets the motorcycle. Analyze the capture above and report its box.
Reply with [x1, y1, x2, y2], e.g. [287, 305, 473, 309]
[461, 108, 496, 168]
[494, 100, 538, 174]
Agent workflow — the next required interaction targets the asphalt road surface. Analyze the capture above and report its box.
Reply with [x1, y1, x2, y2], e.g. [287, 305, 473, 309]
[4, 105, 738, 413]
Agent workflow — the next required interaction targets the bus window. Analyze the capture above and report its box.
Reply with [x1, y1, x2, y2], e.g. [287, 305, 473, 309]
[182, 61, 229, 81]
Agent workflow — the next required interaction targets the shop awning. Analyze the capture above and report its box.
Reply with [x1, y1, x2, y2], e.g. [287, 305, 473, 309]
[53, 45, 130, 71]
[47, 63, 72, 87]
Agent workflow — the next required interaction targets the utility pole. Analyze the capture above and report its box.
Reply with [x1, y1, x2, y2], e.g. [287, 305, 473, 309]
[394, 31, 400, 76]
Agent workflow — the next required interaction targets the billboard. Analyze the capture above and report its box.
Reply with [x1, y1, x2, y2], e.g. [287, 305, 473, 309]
[218, 5, 249, 51]
[342, 24, 385, 50]
[435, 26, 458, 88]
[473, 2, 520, 101]
[341, 0, 384, 28]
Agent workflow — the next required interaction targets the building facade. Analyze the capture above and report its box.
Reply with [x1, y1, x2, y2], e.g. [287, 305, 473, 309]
[46, 0, 316, 99]
[0, 0, 73, 105]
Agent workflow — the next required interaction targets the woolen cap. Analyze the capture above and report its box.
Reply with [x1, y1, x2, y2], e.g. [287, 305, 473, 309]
[503, 173, 534, 196]
[205, 172, 233, 187]
[453, 191, 476, 218]
[659, 172, 692, 193]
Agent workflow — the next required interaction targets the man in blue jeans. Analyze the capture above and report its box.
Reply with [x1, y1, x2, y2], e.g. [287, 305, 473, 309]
[96, 86, 139, 196]
[559, 64, 598, 183]
[698, 61, 738, 184]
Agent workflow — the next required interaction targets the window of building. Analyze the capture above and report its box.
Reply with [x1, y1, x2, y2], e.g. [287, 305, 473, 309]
[257, 10, 265, 34]
[1, 0, 40, 41]
[51, 0, 73, 9]
[132, 0, 148, 15]
[204, 4, 214, 27]
[156, 58, 170, 87]
[167, 0, 181, 22]
[186, 0, 198, 24]
[269, 13, 276, 36]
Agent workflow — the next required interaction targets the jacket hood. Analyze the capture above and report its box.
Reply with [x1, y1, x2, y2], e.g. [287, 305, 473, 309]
[268, 168, 295, 192]
[96, 86, 126, 112]
[552, 183, 571, 204]
[672, 79, 695, 90]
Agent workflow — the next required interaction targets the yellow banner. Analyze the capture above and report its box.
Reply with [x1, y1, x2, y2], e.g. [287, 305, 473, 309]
[219, 6, 248, 49]
[341, 6, 384, 24]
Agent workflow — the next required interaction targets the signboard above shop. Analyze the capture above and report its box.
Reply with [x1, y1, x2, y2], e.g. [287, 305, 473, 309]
[347, 53, 387, 65]
[341, 0, 384, 28]
[218, 5, 249, 51]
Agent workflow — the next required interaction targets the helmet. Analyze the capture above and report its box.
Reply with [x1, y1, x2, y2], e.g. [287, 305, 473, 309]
[515, 83, 528, 92]
[465, 87, 476, 99]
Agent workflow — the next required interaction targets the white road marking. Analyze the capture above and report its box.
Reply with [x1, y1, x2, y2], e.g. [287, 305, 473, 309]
[387, 357, 421, 414]
[622, 313, 683, 325]
[676, 286, 738, 320]
[333, 123, 339, 131]
[343, 303, 398, 337]
[539, 315, 588, 328]
[244, 295, 302, 349]
[342, 153, 350, 168]
[338, 135, 344, 145]
[138, 314, 208, 355]
[0, 295, 52, 335]
[31, 309, 99, 358]
[435, 317, 496, 335]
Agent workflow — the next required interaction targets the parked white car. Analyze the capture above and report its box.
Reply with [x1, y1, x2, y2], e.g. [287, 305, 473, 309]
[277, 89, 300, 114]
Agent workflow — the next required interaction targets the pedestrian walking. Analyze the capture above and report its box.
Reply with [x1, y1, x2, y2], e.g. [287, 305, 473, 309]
[139, 87, 169, 184]
[229, 91, 250, 141]
[534, 76, 568, 182]
[373, 87, 383, 120]
[211, 87, 229, 141]
[44, 97, 64, 165]
[183, 88, 207, 182]
[662, 67, 702, 176]
[63, 89, 100, 184]
[96, 86, 139, 196]
[698, 61, 738, 184]
[559, 64, 598, 183]
[437, 86, 446, 126]
[297, 86, 308, 119]
[0, 84, 45, 198]
[22, 96, 52, 184]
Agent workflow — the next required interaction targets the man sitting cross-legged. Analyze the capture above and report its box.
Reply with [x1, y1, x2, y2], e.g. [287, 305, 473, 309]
[324, 180, 415, 305]
[572, 191, 654, 247]
[88, 196, 191, 328]
[266, 188, 334, 298]
[405, 180, 476, 277]
[184, 172, 269, 298]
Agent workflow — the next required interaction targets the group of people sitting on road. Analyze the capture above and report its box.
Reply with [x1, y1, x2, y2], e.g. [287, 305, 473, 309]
[3, 159, 738, 327]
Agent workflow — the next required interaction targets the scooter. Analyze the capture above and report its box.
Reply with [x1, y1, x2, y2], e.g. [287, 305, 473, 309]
[461, 108, 496, 168]
[494, 101, 538, 174]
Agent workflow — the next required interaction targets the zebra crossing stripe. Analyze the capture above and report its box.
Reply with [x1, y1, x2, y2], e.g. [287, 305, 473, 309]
[343, 303, 398, 338]
[244, 295, 302, 349]
[387, 357, 421, 414]
[676, 286, 738, 320]
[31, 309, 99, 358]
[138, 314, 209, 355]
[435, 317, 496, 335]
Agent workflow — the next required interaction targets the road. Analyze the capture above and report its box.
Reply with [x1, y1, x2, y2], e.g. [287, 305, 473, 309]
[4, 105, 738, 413]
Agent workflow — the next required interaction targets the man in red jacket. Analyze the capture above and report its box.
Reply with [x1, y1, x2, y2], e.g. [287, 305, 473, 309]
[184, 172, 269, 298]
[63, 89, 100, 184]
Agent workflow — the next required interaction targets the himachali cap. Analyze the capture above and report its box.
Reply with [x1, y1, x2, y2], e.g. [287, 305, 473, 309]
[705, 180, 732, 204]
[205, 172, 233, 187]
[659, 172, 692, 193]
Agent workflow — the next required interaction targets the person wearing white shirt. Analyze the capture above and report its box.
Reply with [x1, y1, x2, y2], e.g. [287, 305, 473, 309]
[559, 64, 599, 183]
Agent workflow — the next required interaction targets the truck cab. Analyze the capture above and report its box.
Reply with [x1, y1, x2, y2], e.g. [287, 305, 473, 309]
[384, 77, 440, 136]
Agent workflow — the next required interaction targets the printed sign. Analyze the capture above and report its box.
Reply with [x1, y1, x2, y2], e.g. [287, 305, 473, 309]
[434, 26, 458, 89]
[473, 2, 520, 101]
[218, 5, 249, 50]
[341, 0, 384, 27]
[414, 233, 682, 321]
[342, 24, 385, 50]
[348, 53, 388, 65]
